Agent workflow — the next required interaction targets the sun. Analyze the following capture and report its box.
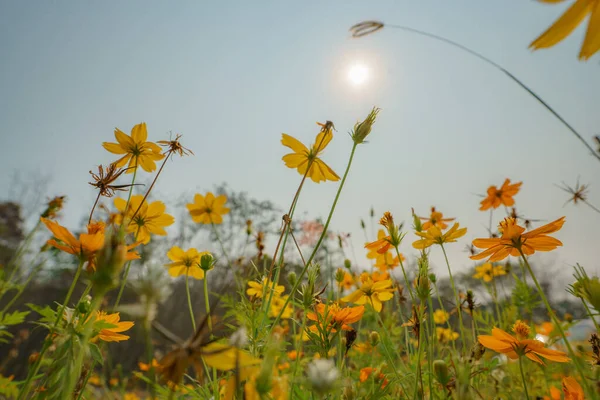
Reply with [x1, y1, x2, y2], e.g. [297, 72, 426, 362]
[347, 63, 369, 86]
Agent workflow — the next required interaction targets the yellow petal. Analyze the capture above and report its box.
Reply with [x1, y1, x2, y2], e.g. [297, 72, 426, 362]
[114, 128, 135, 149]
[131, 122, 148, 143]
[281, 134, 309, 154]
[102, 142, 127, 154]
[530, 0, 592, 49]
[580, 1, 600, 59]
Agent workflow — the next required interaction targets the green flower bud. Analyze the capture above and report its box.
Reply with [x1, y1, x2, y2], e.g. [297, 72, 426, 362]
[199, 253, 215, 271]
[433, 360, 450, 386]
[344, 259, 352, 270]
[369, 331, 380, 347]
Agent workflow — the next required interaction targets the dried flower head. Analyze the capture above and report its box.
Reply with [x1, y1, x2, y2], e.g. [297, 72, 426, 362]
[349, 21, 384, 38]
[89, 164, 132, 197]
[157, 133, 193, 158]
[41, 196, 66, 219]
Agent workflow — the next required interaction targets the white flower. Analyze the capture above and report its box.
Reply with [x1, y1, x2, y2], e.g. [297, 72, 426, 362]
[306, 359, 339, 395]
[229, 327, 248, 348]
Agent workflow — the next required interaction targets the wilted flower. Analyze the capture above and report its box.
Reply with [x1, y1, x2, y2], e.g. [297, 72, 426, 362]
[89, 164, 131, 198]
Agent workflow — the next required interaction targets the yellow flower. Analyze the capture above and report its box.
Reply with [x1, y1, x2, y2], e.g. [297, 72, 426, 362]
[306, 303, 365, 333]
[102, 122, 164, 173]
[247, 278, 285, 299]
[138, 359, 161, 372]
[114, 195, 174, 244]
[530, 0, 600, 60]
[472, 263, 507, 282]
[436, 327, 459, 343]
[124, 393, 141, 400]
[341, 278, 394, 312]
[433, 309, 449, 325]
[186, 192, 230, 224]
[165, 246, 209, 279]
[339, 271, 355, 290]
[269, 294, 293, 319]
[93, 311, 134, 342]
[412, 223, 467, 250]
[419, 207, 455, 230]
[281, 122, 340, 183]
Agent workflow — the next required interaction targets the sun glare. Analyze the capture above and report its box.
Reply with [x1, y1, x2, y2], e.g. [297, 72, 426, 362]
[347, 63, 369, 86]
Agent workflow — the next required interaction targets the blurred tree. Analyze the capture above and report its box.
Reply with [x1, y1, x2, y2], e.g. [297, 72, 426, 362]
[0, 202, 24, 266]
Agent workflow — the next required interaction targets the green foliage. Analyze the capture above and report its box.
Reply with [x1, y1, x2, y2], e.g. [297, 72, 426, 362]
[0, 309, 30, 344]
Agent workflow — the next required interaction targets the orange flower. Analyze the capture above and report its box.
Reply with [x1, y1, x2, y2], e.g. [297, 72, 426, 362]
[479, 179, 522, 211]
[306, 303, 364, 333]
[359, 367, 388, 389]
[138, 359, 162, 372]
[419, 207, 455, 230]
[339, 271, 355, 290]
[41, 218, 138, 270]
[562, 376, 584, 400]
[365, 232, 392, 255]
[477, 325, 569, 365]
[470, 217, 565, 262]
[373, 251, 402, 271]
[93, 311, 134, 342]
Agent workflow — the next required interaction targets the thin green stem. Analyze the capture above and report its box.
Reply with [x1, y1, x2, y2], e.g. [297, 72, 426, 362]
[581, 299, 600, 332]
[518, 250, 592, 396]
[18, 259, 86, 399]
[1, 261, 44, 313]
[394, 245, 416, 303]
[186, 272, 196, 331]
[113, 226, 140, 309]
[203, 273, 213, 333]
[270, 143, 358, 332]
[440, 244, 467, 352]
[374, 309, 404, 383]
[518, 356, 530, 400]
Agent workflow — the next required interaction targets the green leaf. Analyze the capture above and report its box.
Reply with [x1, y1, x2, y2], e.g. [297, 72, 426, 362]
[89, 343, 104, 365]
[0, 310, 29, 327]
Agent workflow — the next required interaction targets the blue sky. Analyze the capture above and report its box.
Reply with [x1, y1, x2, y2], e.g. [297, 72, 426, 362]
[1, 1, 599, 280]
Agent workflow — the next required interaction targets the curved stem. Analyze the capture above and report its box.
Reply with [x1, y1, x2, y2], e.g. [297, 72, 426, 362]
[382, 23, 600, 163]
[88, 192, 101, 224]
[186, 272, 196, 331]
[394, 245, 416, 303]
[112, 227, 140, 309]
[581, 299, 600, 332]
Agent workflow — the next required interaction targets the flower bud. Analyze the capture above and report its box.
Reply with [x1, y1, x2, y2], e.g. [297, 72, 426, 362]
[360, 219, 366, 229]
[199, 253, 215, 271]
[287, 271, 297, 287]
[344, 259, 352, 270]
[433, 360, 450, 386]
[77, 295, 92, 314]
[335, 268, 345, 284]
[369, 331, 380, 347]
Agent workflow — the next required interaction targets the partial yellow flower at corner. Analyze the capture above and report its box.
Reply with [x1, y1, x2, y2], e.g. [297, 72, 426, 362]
[281, 122, 340, 183]
[530, 0, 600, 61]
[102, 122, 165, 173]
[165, 246, 209, 280]
[114, 195, 174, 244]
[187, 192, 230, 224]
